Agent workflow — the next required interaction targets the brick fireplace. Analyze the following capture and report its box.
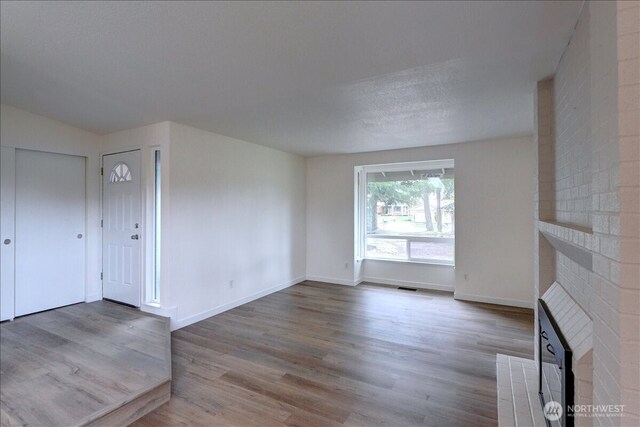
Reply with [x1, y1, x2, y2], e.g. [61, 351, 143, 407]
[533, 2, 639, 426]
[541, 282, 593, 426]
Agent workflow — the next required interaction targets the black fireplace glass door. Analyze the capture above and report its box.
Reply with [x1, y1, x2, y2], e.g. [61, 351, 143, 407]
[538, 299, 573, 427]
[541, 340, 563, 427]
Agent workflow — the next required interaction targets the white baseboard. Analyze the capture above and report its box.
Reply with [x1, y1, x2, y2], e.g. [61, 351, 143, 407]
[362, 276, 454, 292]
[141, 303, 177, 319]
[454, 292, 533, 309]
[85, 293, 102, 303]
[172, 276, 306, 331]
[305, 275, 358, 286]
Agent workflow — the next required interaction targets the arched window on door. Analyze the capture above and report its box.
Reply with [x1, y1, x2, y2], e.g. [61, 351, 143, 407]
[109, 162, 132, 183]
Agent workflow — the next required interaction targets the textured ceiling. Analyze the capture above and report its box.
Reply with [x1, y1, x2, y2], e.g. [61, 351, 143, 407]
[0, 1, 582, 155]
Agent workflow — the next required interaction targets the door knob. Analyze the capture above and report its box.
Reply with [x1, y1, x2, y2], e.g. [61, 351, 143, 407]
[131, 234, 139, 240]
[3, 239, 10, 245]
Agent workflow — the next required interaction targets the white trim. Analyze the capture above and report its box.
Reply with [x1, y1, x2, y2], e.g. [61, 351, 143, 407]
[363, 276, 454, 292]
[172, 276, 306, 331]
[146, 146, 162, 305]
[367, 234, 455, 243]
[453, 292, 533, 309]
[354, 167, 365, 261]
[305, 275, 359, 287]
[141, 303, 176, 319]
[363, 256, 455, 267]
[85, 293, 102, 303]
[358, 159, 454, 173]
[100, 145, 145, 157]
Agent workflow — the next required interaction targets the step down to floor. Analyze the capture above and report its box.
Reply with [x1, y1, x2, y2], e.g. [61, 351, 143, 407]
[0, 301, 171, 427]
[84, 380, 170, 427]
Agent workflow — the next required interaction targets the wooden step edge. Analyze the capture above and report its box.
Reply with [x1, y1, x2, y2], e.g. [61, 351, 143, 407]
[79, 380, 170, 427]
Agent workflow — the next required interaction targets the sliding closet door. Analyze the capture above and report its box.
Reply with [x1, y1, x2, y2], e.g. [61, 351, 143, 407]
[14, 149, 86, 316]
[1, 147, 16, 321]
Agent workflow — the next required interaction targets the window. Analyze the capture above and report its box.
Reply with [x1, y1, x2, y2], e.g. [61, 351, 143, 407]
[355, 160, 455, 265]
[152, 150, 161, 302]
[109, 161, 132, 183]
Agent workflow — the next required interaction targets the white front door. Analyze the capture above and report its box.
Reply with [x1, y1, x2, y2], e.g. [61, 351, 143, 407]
[14, 149, 86, 316]
[102, 150, 142, 307]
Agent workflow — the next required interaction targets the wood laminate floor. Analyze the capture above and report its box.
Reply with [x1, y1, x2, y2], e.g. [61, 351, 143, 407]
[134, 281, 534, 427]
[0, 301, 171, 427]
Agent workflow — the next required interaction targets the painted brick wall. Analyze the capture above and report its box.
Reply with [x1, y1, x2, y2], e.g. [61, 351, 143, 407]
[589, 2, 624, 425]
[534, 2, 640, 425]
[556, 252, 594, 312]
[614, 0, 640, 422]
[554, 6, 593, 228]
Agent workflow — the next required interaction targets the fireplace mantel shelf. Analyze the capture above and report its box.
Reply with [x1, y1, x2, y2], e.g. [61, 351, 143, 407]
[538, 220, 594, 251]
[538, 220, 594, 271]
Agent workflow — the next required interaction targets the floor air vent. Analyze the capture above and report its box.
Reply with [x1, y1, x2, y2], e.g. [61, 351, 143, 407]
[398, 287, 417, 291]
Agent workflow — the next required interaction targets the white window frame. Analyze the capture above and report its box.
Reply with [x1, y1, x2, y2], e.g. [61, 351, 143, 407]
[151, 149, 161, 303]
[355, 159, 455, 266]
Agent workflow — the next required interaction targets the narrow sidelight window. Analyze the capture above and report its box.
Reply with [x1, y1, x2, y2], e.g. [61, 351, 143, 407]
[153, 150, 161, 302]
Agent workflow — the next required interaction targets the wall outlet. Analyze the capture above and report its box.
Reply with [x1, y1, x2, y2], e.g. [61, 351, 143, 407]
[463, 273, 469, 281]
[229, 280, 234, 288]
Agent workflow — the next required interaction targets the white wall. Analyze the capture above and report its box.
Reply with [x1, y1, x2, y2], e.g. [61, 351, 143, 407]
[168, 123, 306, 328]
[0, 105, 102, 302]
[306, 136, 535, 307]
[102, 122, 308, 329]
[1, 108, 306, 329]
[1, 104, 532, 325]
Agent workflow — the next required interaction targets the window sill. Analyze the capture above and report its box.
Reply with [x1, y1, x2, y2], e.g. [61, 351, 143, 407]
[363, 257, 455, 267]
